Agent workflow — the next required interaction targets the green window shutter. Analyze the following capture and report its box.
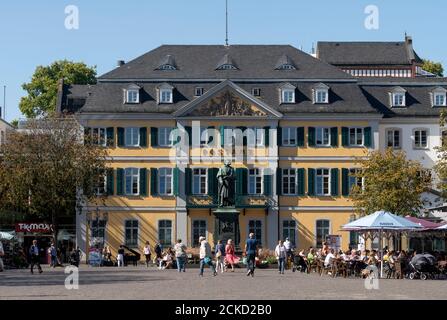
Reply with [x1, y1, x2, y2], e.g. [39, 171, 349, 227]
[173, 167, 179, 196]
[264, 127, 270, 147]
[106, 169, 115, 195]
[364, 127, 372, 148]
[84, 127, 91, 146]
[139, 168, 147, 196]
[220, 126, 225, 147]
[242, 168, 248, 195]
[185, 168, 192, 196]
[150, 127, 158, 147]
[342, 168, 350, 197]
[308, 127, 316, 147]
[276, 168, 282, 196]
[297, 168, 305, 196]
[150, 168, 158, 196]
[308, 168, 315, 196]
[331, 168, 339, 196]
[139, 127, 147, 148]
[331, 127, 338, 147]
[117, 128, 125, 147]
[263, 171, 272, 196]
[116, 168, 124, 196]
[185, 126, 192, 146]
[106, 127, 115, 147]
[297, 127, 305, 147]
[236, 168, 248, 196]
[277, 127, 282, 147]
[208, 168, 218, 202]
[342, 127, 349, 147]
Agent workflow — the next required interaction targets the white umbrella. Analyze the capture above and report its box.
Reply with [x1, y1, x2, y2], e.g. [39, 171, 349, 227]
[0, 231, 15, 241]
[342, 211, 423, 278]
[437, 224, 447, 230]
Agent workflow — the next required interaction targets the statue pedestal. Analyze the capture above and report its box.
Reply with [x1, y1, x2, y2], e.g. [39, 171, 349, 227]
[213, 207, 241, 249]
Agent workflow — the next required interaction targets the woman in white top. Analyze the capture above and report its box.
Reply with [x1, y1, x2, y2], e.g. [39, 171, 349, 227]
[143, 241, 152, 267]
[275, 240, 287, 275]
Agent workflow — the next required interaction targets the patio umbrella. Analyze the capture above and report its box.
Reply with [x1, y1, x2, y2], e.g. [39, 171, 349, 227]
[437, 224, 447, 230]
[342, 210, 423, 278]
[0, 231, 15, 241]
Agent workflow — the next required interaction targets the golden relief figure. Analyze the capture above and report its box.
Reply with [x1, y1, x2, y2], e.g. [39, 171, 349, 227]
[190, 90, 266, 117]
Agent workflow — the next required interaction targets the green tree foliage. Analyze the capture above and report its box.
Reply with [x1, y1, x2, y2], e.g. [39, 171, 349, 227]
[19, 60, 97, 118]
[422, 59, 444, 77]
[435, 111, 447, 196]
[0, 116, 107, 246]
[351, 149, 431, 216]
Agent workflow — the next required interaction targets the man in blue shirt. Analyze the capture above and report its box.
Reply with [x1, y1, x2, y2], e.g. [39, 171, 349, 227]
[244, 233, 258, 277]
[29, 239, 43, 274]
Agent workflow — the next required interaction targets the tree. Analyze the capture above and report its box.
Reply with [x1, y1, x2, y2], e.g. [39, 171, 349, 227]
[422, 59, 444, 77]
[0, 116, 107, 247]
[435, 111, 447, 196]
[351, 149, 431, 216]
[19, 60, 97, 118]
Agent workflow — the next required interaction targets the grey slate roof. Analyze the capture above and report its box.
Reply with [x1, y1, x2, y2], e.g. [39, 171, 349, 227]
[317, 41, 423, 66]
[99, 45, 353, 80]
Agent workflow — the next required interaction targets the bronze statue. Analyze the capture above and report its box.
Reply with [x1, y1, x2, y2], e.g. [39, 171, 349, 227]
[217, 160, 235, 207]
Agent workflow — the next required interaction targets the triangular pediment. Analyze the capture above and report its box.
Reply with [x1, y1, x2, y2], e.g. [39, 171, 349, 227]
[173, 80, 282, 118]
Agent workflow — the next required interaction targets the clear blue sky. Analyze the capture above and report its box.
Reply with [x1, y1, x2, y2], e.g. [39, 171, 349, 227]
[0, 0, 446, 122]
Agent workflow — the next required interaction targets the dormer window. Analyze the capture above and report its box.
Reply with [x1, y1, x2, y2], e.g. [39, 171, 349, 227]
[156, 55, 177, 71]
[275, 54, 297, 70]
[216, 54, 238, 70]
[280, 83, 296, 104]
[432, 87, 447, 107]
[390, 87, 407, 107]
[158, 83, 174, 104]
[124, 84, 141, 104]
[313, 83, 330, 104]
[194, 87, 204, 97]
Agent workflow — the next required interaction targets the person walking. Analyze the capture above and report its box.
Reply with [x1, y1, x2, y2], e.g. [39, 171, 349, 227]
[29, 240, 43, 274]
[215, 240, 226, 273]
[0, 240, 4, 272]
[199, 236, 217, 277]
[174, 239, 187, 272]
[244, 233, 258, 277]
[275, 240, 287, 275]
[225, 239, 239, 272]
[117, 245, 125, 267]
[48, 242, 57, 268]
[143, 242, 152, 267]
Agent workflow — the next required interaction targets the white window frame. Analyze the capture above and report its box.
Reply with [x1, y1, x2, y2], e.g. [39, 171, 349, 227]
[413, 128, 429, 149]
[315, 219, 331, 248]
[386, 128, 401, 149]
[125, 127, 140, 147]
[158, 127, 174, 147]
[159, 89, 173, 104]
[158, 168, 173, 196]
[158, 219, 173, 246]
[282, 127, 297, 146]
[126, 89, 140, 104]
[124, 219, 139, 247]
[248, 168, 263, 195]
[315, 89, 329, 104]
[348, 127, 364, 147]
[282, 169, 297, 196]
[315, 127, 331, 147]
[392, 92, 406, 107]
[192, 219, 207, 247]
[94, 172, 107, 196]
[194, 87, 204, 97]
[91, 127, 107, 147]
[247, 219, 263, 246]
[252, 88, 261, 96]
[281, 89, 295, 104]
[124, 168, 140, 196]
[434, 92, 447, 107]
[349, 168, 364, 191]
[192, 168, 208, 195]
[282, 219, 297, 246]
[315, 168, 331, 196]
[247, 127, 264, 147]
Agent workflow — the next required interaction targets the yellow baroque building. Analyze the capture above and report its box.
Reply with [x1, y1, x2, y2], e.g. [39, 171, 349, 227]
[58, 45, 394, 259]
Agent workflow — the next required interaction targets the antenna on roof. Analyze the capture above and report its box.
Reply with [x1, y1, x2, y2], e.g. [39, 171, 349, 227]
[225, 0, 229, 46]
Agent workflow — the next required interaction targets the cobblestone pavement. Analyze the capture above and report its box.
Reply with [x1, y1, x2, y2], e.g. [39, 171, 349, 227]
[0, 265, 446, 300]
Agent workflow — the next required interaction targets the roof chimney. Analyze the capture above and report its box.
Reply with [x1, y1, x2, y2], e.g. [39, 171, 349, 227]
[117, 60, 125, 67]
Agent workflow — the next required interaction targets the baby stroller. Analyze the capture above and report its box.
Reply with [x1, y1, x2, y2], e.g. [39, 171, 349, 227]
[408, 254, 438, 280]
